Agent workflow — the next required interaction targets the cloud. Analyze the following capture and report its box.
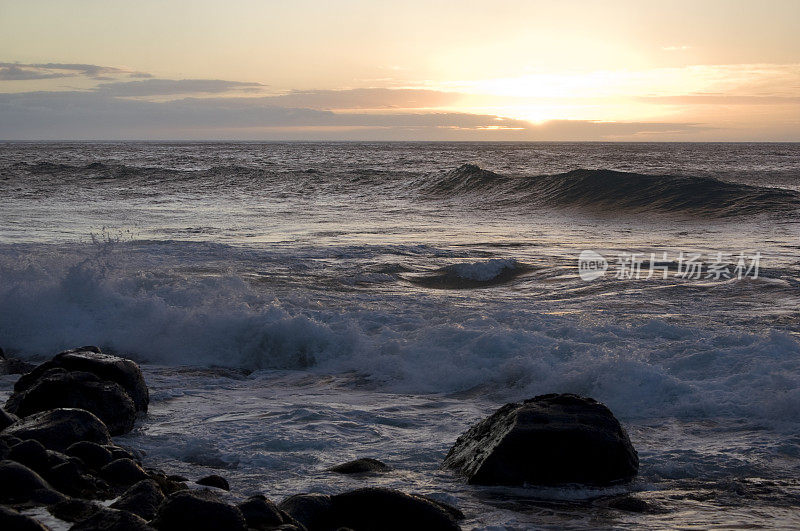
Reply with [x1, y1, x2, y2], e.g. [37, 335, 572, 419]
[0, 90, 707, 140]
[261, 88, 463, 109]
[640, 94, 800, 105]
[94, 78, 266, 97]
[0, 65, 70, 80]
[0, 62, 150, 81]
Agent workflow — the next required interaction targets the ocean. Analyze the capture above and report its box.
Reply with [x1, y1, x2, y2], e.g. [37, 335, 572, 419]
[1, 141, 799, 529]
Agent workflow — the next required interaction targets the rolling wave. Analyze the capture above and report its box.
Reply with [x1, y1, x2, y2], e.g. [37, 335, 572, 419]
[422, 164, 800, 217]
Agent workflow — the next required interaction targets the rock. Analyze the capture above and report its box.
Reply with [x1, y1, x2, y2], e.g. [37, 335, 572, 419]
[277, 493, 333, 531]
[196, 474, 230, 491]
[0, 349, 37, 376]
[14, 347, 149, 413]
[443, 393, 639, 486]
[328, 458, 392, 475]
[151, 489, 247, 531]
[46, 459, 98, 498]
[237, 495, 284, 529]
[0, 407, 19, 431]
[0, 505, 50, 531]
[3, 408, 112, 452]
[8, 439, 50, 474]
[66, 441, 114, 471]
[0, 459, 66, 505]
[329, 487, 461, 531]
[6, 369, 137, 435]
[70, 507, 156, 531]
[100, 458, 149, 486]
[145, 469, 188, 495]
[105, 445, 140, 462]
[49, 498, 104, 522]
[110, 479, 165, 520]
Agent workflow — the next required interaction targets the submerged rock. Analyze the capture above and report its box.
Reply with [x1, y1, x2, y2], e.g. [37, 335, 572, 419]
[328, 457, 392, 475]
[14, 347, 149, 413]
[196, 473, 230, 491]
[3, 408, 112, 452]
[151, 489, 247, 531]
[277, 493, 333, 530]
[5, 368, 137, 435]
[443, 393, 638, 486]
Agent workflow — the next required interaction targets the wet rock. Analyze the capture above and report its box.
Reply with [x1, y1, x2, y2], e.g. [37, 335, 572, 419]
[237, 494, 284, 529]
[145, 469, 188, 495]
[66, 441, 114, 471]
[277, 493, 333, 531]
[329, 458, 392, 475]
[8, 439, 50, 474]
[100, 458, 149, 487]
[70, 507, 156, 530]
[110, 479, 165, 520]
[3, 408, 112, 452]
[0, 459, 66, 505]
[0, 505, 50, 531]
[46, 459, 98, 498]
[0, 407, 19, 431]
[443, 393, 639, 486]
[196, 474, 230, 491]
[329, 487, 461, 531]
[6, 369, 137, 435]
[104, 445, 140, 462]
[0, 348, 37, 376]
[14, 347, 149, 413]
[49, 498, 103, 522]
[151, 489, 247, 531]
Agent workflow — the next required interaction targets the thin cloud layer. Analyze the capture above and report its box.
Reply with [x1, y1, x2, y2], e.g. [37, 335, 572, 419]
[95, 79, 266, 97]
[0, 62, 149, 80]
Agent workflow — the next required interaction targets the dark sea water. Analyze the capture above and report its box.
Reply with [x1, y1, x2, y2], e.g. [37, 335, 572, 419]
[1, 142, 799, 529]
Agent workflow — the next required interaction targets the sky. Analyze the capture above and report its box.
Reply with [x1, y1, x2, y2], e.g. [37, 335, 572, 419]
[0, 0, 798, 141]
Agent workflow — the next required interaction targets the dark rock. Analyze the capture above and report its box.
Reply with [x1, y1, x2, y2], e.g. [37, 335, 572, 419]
[237, 494, 284, 529]
[0, 407, 19, 431]
[8, 439, 50, 474]
[14, 347, 149, 413]
[0, 350, 37, 376]
[329, 487, 461, 531]
[100, 458, 148, 486]
[110, 479, 164, 520]
[66, 441, 114, 471]
[6, 369, 137, 435]
[46, 459, 98, 498]
[415, 496, 465, 521]
[277, 493, 333, 531]
[70, 507, 156, 530]
[151, 489, 247, 531]
[0, 459, 66, 505]
[196, 474, 230, 491]
[0, 505, 50, 531]
[105, 445, 140, 462]
[328, 458, 392, 475]
[0, 439, 10, 461]
[145, 469, 188, 495]
[443, 393, 639, 486]
[49, 498, 103, 522]
[3, 408, 112, 452]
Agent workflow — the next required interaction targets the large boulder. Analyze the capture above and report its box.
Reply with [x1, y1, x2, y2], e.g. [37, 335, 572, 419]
[236, 495, 285, 530]
[70, 507, 156, 531]
[0, 407, 19, 431]
[0, 459, 66, 505]
[6, 368, 137, 435]
[277, 493, 333, 530]
[151, 489, 247, 531]
[443, 393, 638, 486]
[14, 347, 149, 412]
[2, 408, 112, 452]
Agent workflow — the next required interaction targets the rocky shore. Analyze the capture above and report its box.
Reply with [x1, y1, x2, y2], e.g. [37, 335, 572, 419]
[1, 347, 640, 530]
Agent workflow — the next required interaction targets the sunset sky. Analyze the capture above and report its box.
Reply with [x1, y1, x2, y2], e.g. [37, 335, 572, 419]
[1, 0, 798, 140]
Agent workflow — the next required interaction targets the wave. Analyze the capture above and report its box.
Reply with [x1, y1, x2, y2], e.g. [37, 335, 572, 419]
[421, 164, 800, 218]
[1, 243, 799, 425]
[402, 258, 532, 289]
